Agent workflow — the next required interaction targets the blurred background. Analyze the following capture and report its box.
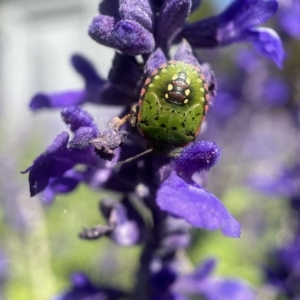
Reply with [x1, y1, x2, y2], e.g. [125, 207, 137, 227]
[0, 0, 299, 299]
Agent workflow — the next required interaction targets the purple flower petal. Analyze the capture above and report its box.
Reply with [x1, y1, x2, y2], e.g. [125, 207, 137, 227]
[53, 272, 126, 300]
[108, 52, 143, 97]
[80, 197, 145, 245]
[22, 107, 100, 196]
[88, 15, 116, 46]
[174, 259, 216, 293]
[144, 48, 167, 76]
[179, 0, 281, 66]
[104, 197, 145, 245]
[156, 0, 192, 48]
[173, 40, 200, 67]
[279, 1, 300, 39]
[161, 217, 191, 251]
[61, 106, 98, 134]
[99, 0, 120, 18]
[156, 173, 241, 237]
[42, 169, 85, 204]
[175, 260, 255, 299]
[89, 16, 155, 55]
[199, 278, 255, 300]
[246, 27, 285, 68]
[174, 140, 221, 177]
[249, 164, 300, 199]
[71, 54, 104, 85]
[119, 0, 154, 32]
[29, 54, 107, 111]
[179, 17, 219, 48]
[112, 20, 155, 55]
[263, 77, 290, 105]
[99, 82, 138, 106]
[30, 91, 86, 111]
[69, 127, 98, 149]
[22, 132, 98, 197]
[219, 0, 278, 29]
[193, 258, 216, 280]
[151, 267, 177, 294]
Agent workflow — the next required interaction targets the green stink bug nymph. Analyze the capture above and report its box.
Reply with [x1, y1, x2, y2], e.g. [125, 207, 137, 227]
[114, 60, 211, 167]
[137, 60, 210, 152]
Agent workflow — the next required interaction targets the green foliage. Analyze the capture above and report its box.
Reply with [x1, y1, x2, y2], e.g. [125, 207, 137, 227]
[2, 186, 140, 300]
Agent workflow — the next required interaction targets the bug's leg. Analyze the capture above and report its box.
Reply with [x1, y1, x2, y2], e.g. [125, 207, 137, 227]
[129, 103, 139, 128]
[109, 114, 131, 130]
[109, 103, 139, 130]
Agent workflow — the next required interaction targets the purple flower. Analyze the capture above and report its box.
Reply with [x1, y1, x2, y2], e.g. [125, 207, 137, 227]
[174, 258, 255, 299]
[22, 131, 95, 197]
[80, 197, 145, 246]
[53, 273, 127, 300]
[153, 140, 239, 238]
[30, 53, 143, 110]
[22, 1, 285, 299]
[156, 173, 241, 238]
[41, 169, 86, 204]
[250, 163, 300, 199]
[174, 140, 221, 177]
[178, 0, 285, 66]
[22, 106, 126, 197]
[89, 0, 155, 55]
[30, 0, 283, 111]
[89, 0, 284, 65]
[278, 0, 300, 39]
[30, 54, 105, 110]
[148, 258, 255, 299]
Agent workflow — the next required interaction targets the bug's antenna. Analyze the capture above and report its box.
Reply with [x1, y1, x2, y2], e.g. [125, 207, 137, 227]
[114, 148, 153, 168]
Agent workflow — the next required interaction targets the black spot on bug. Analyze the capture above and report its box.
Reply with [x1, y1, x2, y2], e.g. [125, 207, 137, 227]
[160, 124, 166, 128]
[186, 130, 194, 136]
[171, 127, 177, 130]
[142, 119, 149, 126]
[182, 122, 186, 128]
[154, 116, 159, 120]
[172, 109, 175, 113]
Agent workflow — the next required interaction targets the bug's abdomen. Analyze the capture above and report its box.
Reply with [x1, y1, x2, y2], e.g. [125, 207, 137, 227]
[166, 72, 190, 106]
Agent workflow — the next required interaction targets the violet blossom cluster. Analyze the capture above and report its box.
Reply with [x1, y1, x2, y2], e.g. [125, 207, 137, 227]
[206, 2, 300, 298]
[249, 16, 300, 297]
[23, 0, 285, 299]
